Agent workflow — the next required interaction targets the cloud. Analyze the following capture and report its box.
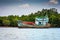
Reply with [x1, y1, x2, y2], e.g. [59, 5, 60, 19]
[49, 0, 58, 4]
[19, 4, 30, 8]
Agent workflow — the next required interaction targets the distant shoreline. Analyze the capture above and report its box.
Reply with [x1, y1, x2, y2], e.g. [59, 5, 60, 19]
[0, 26, 60, 28]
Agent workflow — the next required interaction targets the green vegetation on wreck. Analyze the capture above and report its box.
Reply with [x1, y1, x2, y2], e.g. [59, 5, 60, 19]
[0, 8, 60, 27]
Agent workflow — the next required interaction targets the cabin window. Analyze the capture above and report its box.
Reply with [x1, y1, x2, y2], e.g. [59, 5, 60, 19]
[39, 22, 41, 25]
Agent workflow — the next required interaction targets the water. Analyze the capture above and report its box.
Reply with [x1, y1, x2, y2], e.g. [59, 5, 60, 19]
[0, 27, 60, 40]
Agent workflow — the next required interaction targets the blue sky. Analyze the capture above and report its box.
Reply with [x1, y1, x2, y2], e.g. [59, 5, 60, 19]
[0, 0, 60, 16]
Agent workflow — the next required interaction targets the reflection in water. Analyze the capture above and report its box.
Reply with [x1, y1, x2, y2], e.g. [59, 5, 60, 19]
[0, 27, 60, 40]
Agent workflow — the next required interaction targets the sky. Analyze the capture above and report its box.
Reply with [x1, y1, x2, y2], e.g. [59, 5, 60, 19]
[0, 0, 60, 16]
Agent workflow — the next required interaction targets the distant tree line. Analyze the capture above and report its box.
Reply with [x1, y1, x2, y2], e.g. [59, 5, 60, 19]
[0, 8, 60, 27]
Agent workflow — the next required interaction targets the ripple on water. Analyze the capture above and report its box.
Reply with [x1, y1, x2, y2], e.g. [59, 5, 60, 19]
[0, 28, 60, 40]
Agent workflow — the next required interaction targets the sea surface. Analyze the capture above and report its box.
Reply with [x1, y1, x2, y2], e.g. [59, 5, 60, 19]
[0, 27, 60, 40]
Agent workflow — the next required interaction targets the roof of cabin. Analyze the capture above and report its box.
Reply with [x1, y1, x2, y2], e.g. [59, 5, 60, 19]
[36, 15, 48, 18]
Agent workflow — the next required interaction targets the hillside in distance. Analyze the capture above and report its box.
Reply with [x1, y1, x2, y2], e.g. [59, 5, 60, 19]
[0, 8, 60, 27]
